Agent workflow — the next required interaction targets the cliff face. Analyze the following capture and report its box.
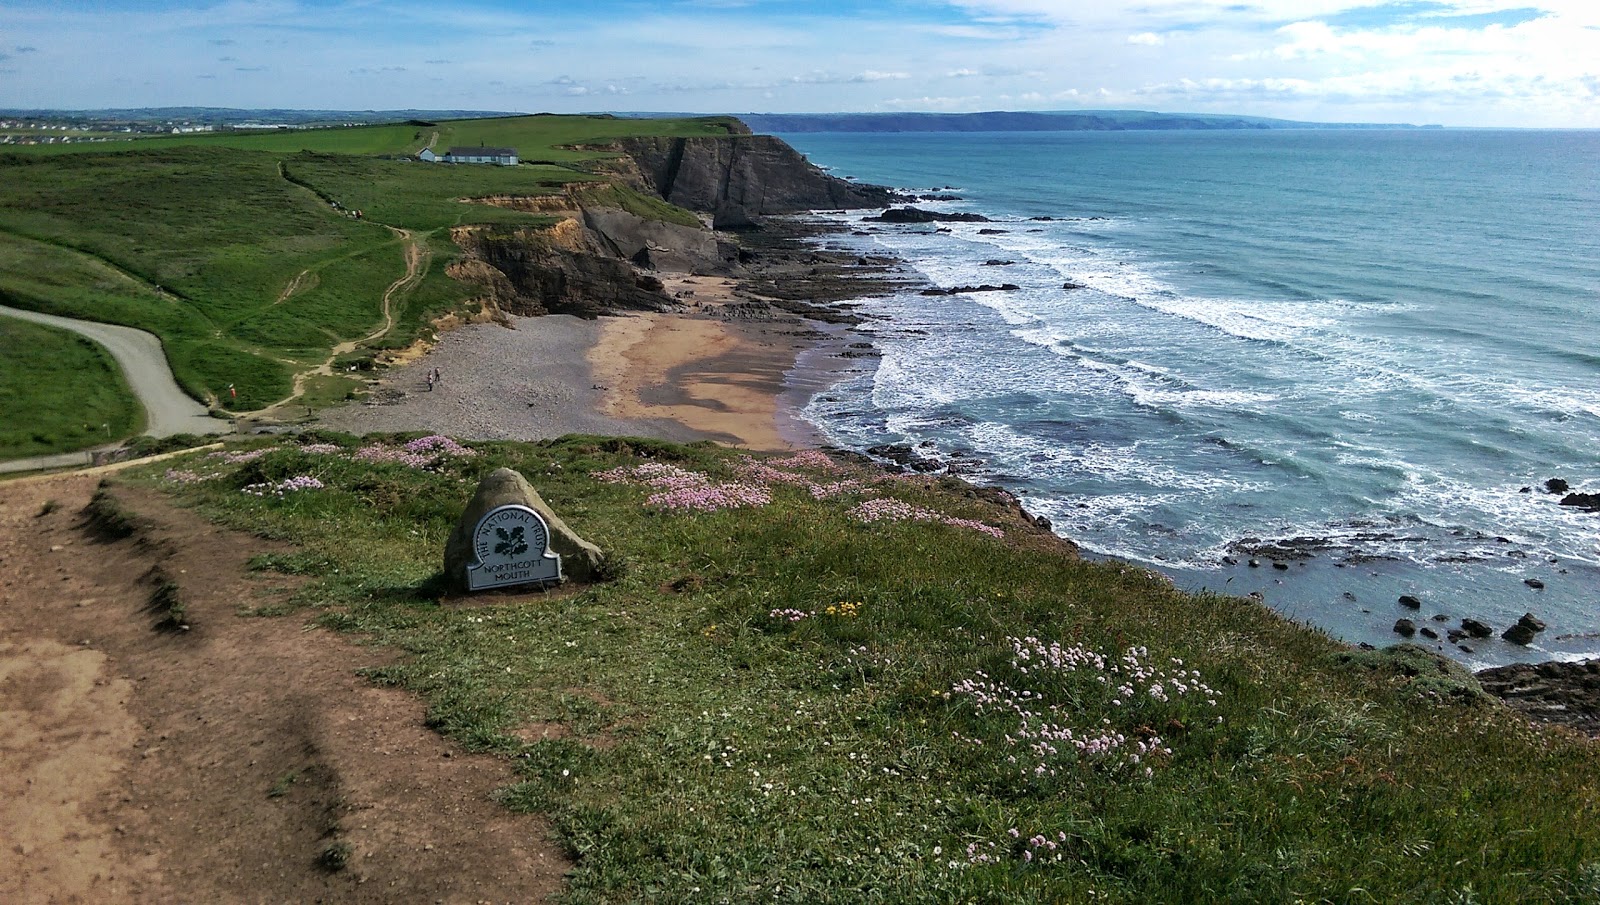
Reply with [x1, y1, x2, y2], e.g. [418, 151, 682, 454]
[453, 223, 673, 320]
[445, 131, 891, 320]
[610, 135, 894, 224]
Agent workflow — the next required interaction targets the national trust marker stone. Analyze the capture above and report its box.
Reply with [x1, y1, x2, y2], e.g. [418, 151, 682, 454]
[445, 468, 604, 593]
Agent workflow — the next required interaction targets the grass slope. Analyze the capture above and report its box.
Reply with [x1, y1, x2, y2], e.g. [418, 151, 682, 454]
[0, 315, 142, 457]
[0, 114, 725, 419]
[6, 114, 741, 163]
[128, 434, 1600, 904]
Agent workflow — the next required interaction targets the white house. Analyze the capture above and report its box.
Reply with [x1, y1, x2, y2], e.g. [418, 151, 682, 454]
[417, 148, 438, 162]
[442, 146, 519, 166]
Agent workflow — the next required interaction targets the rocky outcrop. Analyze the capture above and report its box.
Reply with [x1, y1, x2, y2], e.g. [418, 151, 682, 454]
[1478, 659, 1600, 736]
[579, 206, 722, 274]
[1560, 492, 1600, 512]
[871, 207, 989, 224]
[919, 284, 1020, 296]
[607, 134, 895, 221]
[1503, 612, 1547, 646]
[454, 223, 673, 319]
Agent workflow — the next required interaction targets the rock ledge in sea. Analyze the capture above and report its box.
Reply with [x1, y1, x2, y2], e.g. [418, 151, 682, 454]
[1478, 659, 1600, 736]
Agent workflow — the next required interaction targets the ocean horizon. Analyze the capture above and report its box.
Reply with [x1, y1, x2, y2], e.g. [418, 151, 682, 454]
[778, 128, 1600, 668]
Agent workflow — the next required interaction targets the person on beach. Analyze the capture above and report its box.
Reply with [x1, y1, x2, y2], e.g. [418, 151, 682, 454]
[432, 366, 442, 385]
[426, 372, 435, 392]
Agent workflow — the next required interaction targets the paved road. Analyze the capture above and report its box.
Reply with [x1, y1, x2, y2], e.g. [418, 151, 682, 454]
[1, 304, 230, 441]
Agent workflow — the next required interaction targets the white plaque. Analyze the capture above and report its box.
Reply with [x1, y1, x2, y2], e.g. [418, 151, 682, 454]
[466, 504, 562, 591]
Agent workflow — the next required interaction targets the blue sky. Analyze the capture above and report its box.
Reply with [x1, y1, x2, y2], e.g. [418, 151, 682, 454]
[1, 1, 1595, 126]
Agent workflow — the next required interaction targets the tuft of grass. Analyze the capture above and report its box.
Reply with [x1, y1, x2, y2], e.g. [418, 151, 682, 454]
[317, 840, 352, 872]
[267, 770, 300, 799]
[122, 434, 1600, 903]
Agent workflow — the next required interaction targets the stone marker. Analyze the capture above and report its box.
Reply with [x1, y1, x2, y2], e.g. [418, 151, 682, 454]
[444, 468, 604, 593]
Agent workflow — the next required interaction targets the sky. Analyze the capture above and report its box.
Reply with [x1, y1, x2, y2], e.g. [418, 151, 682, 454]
[1, 1, 1597, 127]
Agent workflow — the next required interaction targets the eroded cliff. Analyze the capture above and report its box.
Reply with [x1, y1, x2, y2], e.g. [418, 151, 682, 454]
[447, 130, 895, 320]
[606, 134, 895, 227]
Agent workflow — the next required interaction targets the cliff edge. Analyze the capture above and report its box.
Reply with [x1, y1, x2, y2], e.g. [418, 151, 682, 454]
[604, 133, 895, 228]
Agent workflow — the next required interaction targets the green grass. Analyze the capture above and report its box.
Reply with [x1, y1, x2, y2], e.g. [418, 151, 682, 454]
[279, 152, 585, 230]
[124, 434, 1600, 904]
[0, 113, 727, 418]
[0, 314, 143, 458]
[0, 148, 395, 407]
[4, 114, 742, 163]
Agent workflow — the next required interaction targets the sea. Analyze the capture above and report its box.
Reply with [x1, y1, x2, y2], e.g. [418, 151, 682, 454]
[776, 128, 1600, 667]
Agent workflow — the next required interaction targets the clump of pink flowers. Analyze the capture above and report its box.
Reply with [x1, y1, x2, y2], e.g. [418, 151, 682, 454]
[241, 475, 324, 497]
[949, 637, 1218, 783]
[962, 830, 1070, 867]
[208, 448, 271, 465]
[852, 497, 1003, 538]
[354, 434, 475, 470]
[596, 450, 1002, 535]
[163, 468, 213, 485]
[733, 453, 863, 500]
[597, 462, 770, 512]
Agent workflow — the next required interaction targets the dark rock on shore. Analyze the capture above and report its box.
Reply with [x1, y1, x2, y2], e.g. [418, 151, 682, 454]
[1503, 613, 1547, 646]
[920, 284, 1021, 296]
[1230, 535, 1336, 561]
[1560, 492, 1600, 512]
[1525, 578, 1546, 589]
[871, 207, 990, 224]
[867, 443, 944, 473]
[1545, 478, 1570, 494]
[1478, 659, 1600, 736]
[1062, 281, 1086, 290]
[1394, 618, 1416, 638]
[976, 228, 1010, 235]
[983, 260, 1016, 267]
[1399, 595, 1422, 609]
[1461, 619, 1494, 639]
[919, 193, 963, 201]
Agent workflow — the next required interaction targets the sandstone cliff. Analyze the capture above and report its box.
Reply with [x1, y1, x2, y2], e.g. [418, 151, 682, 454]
[452, 222, 674, 320]
[446, 130, 894, 320]
[606, 134, 895, 227]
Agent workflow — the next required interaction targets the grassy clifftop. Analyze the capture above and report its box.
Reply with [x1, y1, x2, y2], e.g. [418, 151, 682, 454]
[0, 114, 733, 453]
[124, 433, 1600, 903]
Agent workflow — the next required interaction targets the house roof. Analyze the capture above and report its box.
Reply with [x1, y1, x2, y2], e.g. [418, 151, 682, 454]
[444, 147, 517, 157]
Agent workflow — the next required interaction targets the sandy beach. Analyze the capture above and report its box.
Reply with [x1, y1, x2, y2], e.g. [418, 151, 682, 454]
[315, 273, 827, 451]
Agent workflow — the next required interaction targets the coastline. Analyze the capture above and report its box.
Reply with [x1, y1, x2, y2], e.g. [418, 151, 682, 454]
[315, 204, 915, 456]
[313, 249, 896, 452]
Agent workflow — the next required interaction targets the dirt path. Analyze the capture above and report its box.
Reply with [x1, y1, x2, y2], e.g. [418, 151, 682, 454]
[274, 267, 315, 305]
[0, 472, 569, 903]
[255, 228, 427, 420]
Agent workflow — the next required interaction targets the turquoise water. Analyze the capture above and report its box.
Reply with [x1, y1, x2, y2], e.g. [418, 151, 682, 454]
[779, 129, 1600, 666]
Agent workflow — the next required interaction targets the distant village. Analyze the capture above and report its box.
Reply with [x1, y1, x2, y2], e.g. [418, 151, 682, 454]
[0, 117, 372, 146]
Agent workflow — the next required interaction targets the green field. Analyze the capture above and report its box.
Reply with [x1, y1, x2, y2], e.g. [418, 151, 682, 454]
[0, 113, 724, 429]
[0, 315, 142, 457]
[4, 114, 739, 162]
[126, 434, 1600, 904]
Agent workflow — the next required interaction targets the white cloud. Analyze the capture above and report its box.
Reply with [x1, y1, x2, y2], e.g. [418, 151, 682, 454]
[0, 0, 1595, 126]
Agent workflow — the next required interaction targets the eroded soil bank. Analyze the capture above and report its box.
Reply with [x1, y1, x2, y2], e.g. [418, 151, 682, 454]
[0, 472, 569, 904]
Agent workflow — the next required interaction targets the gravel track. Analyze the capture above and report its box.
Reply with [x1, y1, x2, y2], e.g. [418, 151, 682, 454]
[315, 314, 709, 444]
